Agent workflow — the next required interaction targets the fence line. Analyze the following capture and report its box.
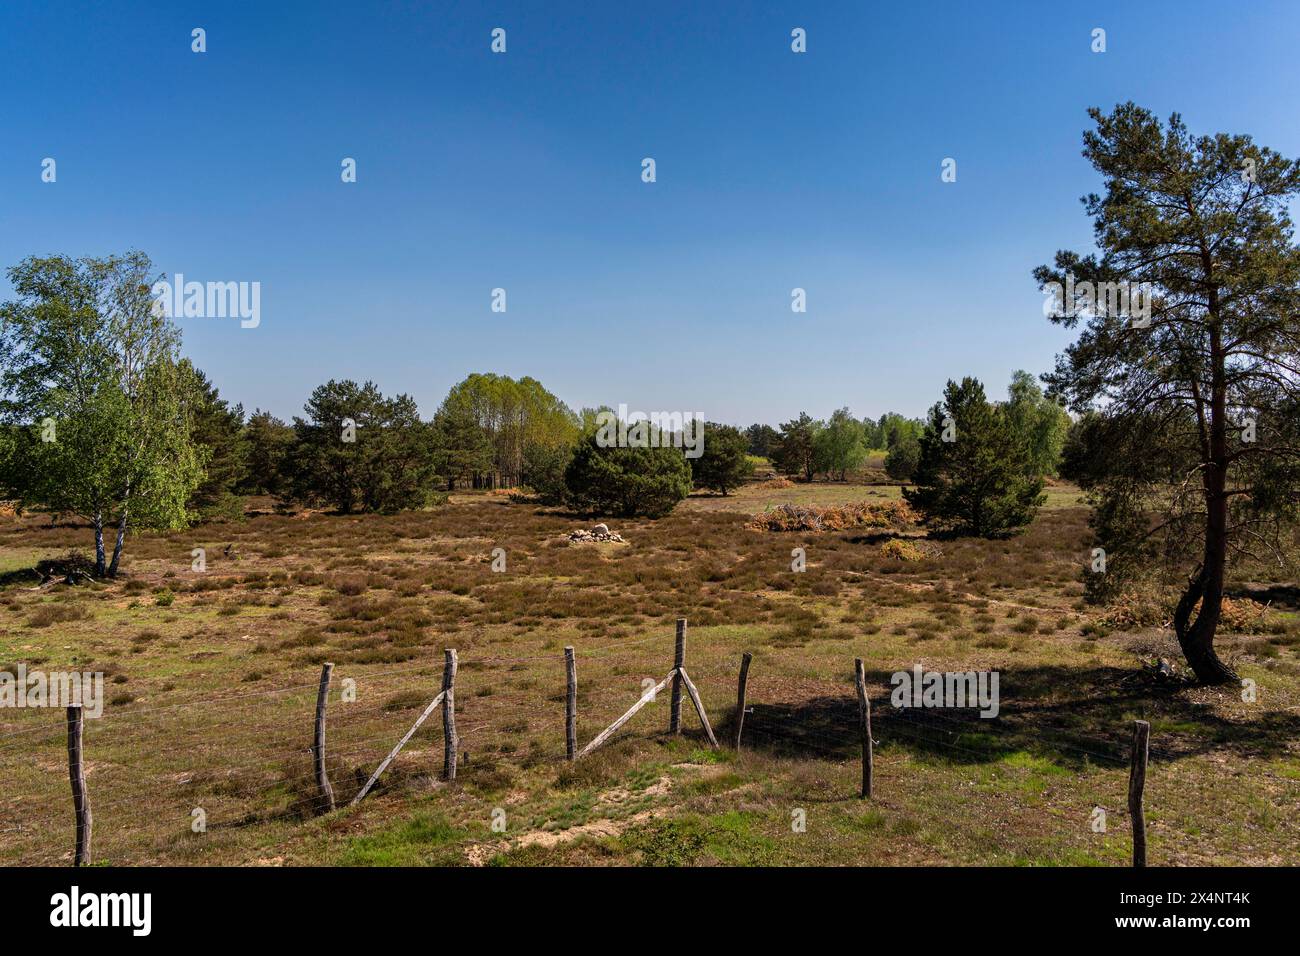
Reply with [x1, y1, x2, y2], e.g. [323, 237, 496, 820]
[3, 615, 1166, 868]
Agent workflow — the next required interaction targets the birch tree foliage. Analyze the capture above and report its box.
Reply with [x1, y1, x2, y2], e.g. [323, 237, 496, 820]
[0, 252, 203, 575]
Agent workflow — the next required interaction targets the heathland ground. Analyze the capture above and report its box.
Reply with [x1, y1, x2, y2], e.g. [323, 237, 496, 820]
[1, 473, 1297, 867]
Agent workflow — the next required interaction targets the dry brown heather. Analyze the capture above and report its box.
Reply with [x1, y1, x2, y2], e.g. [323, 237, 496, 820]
[0, 485, 1297, 867]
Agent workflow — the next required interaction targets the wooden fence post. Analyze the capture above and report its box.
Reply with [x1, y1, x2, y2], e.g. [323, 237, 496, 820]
[313, 662, 336, 813]
[1128, 719, 1150, 867]
[66, 705, 91, 867]
[669, 618, 686, 734]
[442, 649, 458, 781]
[854, 659, 873, 799]
[564, 646, 578, 761]
[733, 652, 753, 750]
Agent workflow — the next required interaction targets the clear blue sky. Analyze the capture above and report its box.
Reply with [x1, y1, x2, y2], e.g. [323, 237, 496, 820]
[2, 0, 1298, 426]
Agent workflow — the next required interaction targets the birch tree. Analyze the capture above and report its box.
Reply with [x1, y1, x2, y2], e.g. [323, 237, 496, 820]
[0, 252, 203, 575]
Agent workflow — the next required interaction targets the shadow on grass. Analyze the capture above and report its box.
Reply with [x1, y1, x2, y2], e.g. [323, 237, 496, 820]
[727, 664, 1300, 770]
[1228, 583, 1300, 610]
[842, 531, 913, 546]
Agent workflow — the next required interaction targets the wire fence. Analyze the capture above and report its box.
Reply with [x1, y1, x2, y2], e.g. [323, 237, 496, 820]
[0, 621, 1181, 866]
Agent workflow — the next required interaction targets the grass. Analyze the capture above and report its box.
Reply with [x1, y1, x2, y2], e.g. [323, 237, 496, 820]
[332, 813, 470, 866]
[0, 482, 1296, 866]
[683, 478, 1086, 515]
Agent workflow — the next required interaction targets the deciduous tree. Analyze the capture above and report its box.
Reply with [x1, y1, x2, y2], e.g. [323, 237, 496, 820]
[0, 252, 203, 575]
[1004, 370, 1071, 478]
[813, 407, 868, 481]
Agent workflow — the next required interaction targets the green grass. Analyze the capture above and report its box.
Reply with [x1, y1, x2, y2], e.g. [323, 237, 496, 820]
[620, 811, 780, 866]
[333, 813, 469, 866]
[683, 478, 1085, 515]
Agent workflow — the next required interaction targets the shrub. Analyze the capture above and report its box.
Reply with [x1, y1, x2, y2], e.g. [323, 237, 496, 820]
[26, 603, 88, 628]
[884, 435, 920, 480]
[332, 574, 368, 596]
[1013, 615, 1040, 634]
[749, 500, 918, 533]
[879, 539, 924, 562]
[563, 432, 691, 518]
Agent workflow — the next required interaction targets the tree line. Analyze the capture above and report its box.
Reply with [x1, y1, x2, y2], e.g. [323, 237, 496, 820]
[742, 370, 1070, 490]
[743, 412, 929, 481]
[0, 251, 1071, 569]
[0, 253, 759, 568]
[3, 105, 1297, 687]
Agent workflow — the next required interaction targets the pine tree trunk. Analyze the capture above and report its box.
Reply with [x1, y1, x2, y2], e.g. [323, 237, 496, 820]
[1176, 319, 1238, 685]
[1175, 484, 1237, 685]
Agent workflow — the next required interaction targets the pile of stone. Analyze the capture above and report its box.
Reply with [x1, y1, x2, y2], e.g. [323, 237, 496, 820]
[568, 523, 624, 543]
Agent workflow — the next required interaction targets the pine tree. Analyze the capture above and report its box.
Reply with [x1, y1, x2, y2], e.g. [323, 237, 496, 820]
[774, 412, 819, 481]
[179, 360, 246, 519]
[904, 377, 1045, 538]
[564, 431, 691, 518]
[690, 423, 753, 495]
[1035, 104, 1300, 683]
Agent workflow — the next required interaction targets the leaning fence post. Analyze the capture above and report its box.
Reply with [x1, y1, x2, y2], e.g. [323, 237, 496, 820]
[1128, 719, 1150, 867]
[313, 662, 336, 813]
[669, 618, 686, 734]
[578, 670, 675, 759]
[564, 646, 578, 761]
[443, 649, 458, 781]
[66, 705, 91, 866]
[733, 652, 753, 750]
[854, 659, 873, 799]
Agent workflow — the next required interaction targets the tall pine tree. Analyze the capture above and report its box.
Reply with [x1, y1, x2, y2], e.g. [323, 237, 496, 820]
[1035, 104, 1300, 683]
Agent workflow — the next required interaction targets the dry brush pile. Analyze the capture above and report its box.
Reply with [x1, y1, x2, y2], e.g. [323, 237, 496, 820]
[748, 500, 919, 534]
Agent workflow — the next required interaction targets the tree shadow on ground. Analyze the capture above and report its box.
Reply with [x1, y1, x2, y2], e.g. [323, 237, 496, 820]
[1228, 583, 1300, 610]
[842, 531, 910, 546]
[726, 664, 1300, 770]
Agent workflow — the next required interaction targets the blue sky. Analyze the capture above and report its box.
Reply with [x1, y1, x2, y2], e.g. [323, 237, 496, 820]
[2, 0, 1298, 426]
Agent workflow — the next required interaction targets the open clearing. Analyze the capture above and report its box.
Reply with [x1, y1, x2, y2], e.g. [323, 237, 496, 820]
[1, 484, 1297, 866]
